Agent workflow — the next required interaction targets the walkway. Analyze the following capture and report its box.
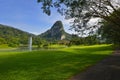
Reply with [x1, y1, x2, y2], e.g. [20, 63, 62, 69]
[70, 50, 120, 80]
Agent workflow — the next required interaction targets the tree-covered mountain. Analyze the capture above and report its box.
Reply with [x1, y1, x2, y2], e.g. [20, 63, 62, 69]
[39, 21, 71, 41]
[0, 24, 36, 47]
[0, 21, 72, 47]
[0, 21, 100, 47]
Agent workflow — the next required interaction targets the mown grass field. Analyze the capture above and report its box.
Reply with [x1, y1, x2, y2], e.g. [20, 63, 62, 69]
[0, 44, 113, 80]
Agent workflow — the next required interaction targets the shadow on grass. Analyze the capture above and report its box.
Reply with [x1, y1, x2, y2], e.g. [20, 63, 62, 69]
[70, 52, 120, 80]
[0, 45, 113, 80]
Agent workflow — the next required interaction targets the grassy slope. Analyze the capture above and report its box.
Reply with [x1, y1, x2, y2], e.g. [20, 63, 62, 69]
[0, 44, 113, 80]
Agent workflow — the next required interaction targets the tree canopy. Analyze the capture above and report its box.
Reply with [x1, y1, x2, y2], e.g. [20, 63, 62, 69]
[37, 0, 120, 45]
[37, 0, 120, 34]
[98, 8, 120, 45]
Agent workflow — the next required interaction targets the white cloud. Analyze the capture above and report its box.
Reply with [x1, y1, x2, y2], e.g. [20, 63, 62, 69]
[87, 18, 101, 26]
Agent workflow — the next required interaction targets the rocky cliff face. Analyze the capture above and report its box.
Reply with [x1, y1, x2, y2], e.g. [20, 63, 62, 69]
[39, 21, 71, 41]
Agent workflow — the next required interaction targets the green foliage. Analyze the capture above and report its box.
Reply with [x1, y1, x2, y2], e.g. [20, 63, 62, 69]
[99, 8, 120, 45]
[0, 45, 113, 80]
[84, 35, 100, 45]
[0, 24, 46, 48]
[0, 38, 6, 44]
[0, 24, 32, 47]
[8, 43, 18, 47]
[37, 0, 119, 35]
[69, 34, 83, 45]
[69, 34, 100, 46]
[33, 37, 46, 48]
[0, 44, 10, 48]
[43, 43, 49, 49]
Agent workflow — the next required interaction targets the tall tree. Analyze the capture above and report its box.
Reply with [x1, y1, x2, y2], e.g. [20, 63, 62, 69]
[37, 0, 120, 34]
[98, 8, 120, 45]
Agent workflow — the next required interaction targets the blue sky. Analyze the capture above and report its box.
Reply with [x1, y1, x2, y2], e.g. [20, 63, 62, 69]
[0, 0, 73, 35]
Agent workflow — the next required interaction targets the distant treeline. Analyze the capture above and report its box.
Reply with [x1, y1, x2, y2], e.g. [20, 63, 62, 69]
[0, 24, 104, 48]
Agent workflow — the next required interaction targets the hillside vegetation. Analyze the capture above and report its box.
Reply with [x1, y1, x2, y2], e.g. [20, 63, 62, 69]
[39, 21, 71, 41]
[0, 24, 34, 47]
[0, 24, 46, 48]
[0, 22, 101, 48]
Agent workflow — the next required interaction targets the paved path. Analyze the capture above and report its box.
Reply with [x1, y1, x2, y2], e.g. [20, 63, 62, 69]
[70, 50, 120, 80]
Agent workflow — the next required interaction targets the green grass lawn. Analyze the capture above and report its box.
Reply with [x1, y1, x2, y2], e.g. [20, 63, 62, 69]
[0, 44, 113, 80]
